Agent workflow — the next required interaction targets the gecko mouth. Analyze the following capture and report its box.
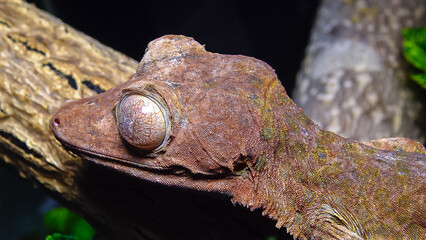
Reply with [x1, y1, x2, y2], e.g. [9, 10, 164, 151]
[51, 117, 233, 180]
[67, 140, 234, 182]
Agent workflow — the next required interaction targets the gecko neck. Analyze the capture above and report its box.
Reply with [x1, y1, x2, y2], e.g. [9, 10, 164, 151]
[234, 107, 364, 237]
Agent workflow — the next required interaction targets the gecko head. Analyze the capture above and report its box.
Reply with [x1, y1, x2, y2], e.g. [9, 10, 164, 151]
[50, 35, 293, 193]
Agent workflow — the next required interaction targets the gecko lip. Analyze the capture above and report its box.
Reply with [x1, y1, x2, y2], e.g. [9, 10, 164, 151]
[51, 118, 228, 179]
[52, 134, 166, 171]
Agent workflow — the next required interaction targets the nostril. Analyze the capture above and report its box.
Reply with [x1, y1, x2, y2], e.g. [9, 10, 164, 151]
[52, 117, 60, 127]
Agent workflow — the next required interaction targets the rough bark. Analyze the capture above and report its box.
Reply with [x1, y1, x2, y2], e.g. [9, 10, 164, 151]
[0, 0, 288, 239]
[0, 0, 137, 199]
[293, 0, 426, 142]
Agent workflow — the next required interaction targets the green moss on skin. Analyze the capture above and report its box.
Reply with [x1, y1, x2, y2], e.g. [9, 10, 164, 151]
[254, 153, 267, 171]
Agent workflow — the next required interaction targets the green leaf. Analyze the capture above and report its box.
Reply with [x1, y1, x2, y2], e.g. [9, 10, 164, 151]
[402, 26, 426, 49]
[44, 207, 78, 234]
[411, 73, 426, 90]
[265, 236, 278, 240]
[44, 207, 95, 240]
[72, 218, 96, 240]
[402, 26, 426, 91]
[403, 40, 426, 71]
[45, 233, 76, 240]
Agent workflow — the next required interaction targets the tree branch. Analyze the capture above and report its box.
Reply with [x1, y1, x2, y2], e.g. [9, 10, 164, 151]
[293, 0, 425, 142]
[0, 1, 288, 239]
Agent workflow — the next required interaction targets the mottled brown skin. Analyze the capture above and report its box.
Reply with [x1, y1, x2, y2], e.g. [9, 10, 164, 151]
[51, 35, 426, 239]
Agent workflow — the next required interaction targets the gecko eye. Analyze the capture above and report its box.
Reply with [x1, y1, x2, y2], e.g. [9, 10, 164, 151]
[116, 93, 169, 152]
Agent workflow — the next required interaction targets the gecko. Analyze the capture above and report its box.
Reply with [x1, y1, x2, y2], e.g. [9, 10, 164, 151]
[50, 35, 425, 239]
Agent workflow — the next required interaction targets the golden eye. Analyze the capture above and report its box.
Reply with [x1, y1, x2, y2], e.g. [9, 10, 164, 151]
[116, 94, 168, 151]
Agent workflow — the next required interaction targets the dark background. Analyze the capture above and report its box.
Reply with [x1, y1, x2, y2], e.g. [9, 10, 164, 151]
[30, 0, 320, 92]
[0, 0, 320, 239]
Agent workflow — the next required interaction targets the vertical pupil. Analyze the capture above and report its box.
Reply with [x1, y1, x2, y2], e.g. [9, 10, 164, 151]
[117, 94, 166, 151]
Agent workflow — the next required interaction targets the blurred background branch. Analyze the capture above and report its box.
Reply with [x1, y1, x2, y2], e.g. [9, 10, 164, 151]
[293, 0, 425, 142]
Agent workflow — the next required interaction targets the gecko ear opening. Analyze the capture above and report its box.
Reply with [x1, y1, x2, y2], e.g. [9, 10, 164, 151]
[115, 91, 171, 152]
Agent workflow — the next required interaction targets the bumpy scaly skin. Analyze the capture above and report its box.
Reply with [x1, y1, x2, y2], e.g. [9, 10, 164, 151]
[51, 35, 426, 239]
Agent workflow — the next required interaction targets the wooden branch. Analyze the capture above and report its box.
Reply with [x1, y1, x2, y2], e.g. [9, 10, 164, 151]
[0, 1, 288, 239]
[0, 0, 137, 199]
[293, 0, 425, 142]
